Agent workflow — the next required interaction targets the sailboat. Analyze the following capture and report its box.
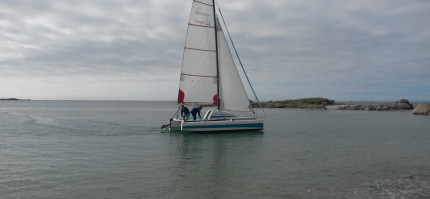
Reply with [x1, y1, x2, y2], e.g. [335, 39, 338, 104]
[164, 0, 264, 132]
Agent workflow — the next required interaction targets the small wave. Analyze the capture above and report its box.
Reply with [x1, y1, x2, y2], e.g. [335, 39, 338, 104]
[0, 111, 9, 115]
[346, 175, 430, 199]
[84, 119, 121, 126]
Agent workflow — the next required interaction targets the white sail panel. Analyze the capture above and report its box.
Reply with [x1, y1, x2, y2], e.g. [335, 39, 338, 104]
[178, 0, 217, 104]
[217, 17, 252, 112]
[185, 25, 216, 51]
[181, 49, 217, 76]
[189, 1, 214, 27]
[179, 75, 217, 104]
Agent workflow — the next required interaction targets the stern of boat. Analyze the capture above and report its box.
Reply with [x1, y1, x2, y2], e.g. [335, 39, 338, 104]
[168, 118, 183, 131]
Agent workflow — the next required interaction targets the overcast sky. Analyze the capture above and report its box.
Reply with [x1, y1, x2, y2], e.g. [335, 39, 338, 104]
[1, 0, 429, 101]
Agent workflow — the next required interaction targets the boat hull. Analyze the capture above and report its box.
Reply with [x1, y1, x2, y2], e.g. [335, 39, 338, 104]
[169, 119, 263, 132]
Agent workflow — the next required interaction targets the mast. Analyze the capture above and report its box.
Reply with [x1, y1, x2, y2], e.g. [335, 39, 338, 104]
[212, 0, 220, 110]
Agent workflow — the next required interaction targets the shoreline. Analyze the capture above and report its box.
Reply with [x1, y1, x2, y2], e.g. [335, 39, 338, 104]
[253, 98, 416, 111]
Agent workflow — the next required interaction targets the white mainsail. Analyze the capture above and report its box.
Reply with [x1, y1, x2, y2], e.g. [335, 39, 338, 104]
[178, 0, 217, 105]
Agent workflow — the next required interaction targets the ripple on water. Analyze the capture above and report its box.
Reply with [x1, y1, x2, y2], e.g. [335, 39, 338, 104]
[346, 175, 430, 199]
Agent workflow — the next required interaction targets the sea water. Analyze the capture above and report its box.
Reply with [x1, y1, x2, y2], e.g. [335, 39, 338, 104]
[0, 100, 429, 199]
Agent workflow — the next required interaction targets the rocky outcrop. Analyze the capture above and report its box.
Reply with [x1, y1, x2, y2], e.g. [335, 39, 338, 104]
[255, 98, 334, 109]
[254, 98, 418, 112]
[393, 99, 414, 110]
[412, 103, 430, 115]
[328, 99, 414, 111]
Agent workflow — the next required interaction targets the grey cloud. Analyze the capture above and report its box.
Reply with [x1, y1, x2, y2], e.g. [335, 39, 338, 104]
[1, 0, 429, 100]
[1, 0, 187, 77]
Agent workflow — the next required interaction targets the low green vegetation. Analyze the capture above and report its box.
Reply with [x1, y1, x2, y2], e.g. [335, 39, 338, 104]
[280, 97, 334, 105]
[254, 97, 335, 109]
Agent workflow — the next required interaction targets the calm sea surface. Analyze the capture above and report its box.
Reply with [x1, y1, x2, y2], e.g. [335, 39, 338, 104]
[1, 100, 429, 199]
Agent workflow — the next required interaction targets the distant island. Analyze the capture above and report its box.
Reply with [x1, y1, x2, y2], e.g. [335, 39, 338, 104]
[252, 97, 415, 111]
[0, 98, 30, 101]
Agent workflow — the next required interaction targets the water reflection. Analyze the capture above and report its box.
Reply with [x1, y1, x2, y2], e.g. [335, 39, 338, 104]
[168, 131, 264, 198]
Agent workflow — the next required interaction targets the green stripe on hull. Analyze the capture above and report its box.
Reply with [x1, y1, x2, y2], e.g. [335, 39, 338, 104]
[182, 123, 263, 129]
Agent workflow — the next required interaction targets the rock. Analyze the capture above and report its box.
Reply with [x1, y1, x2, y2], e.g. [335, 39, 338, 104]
[392, 99, 414, 110]
[274, 103, 284, 108]
[394, 102, 413, 110]
[325, 105, 342, 110]
[343, 105, 361, 110]
[399, 99, 410, 104]
[381, 105, 389, 110]
[412, 103, 430, 115]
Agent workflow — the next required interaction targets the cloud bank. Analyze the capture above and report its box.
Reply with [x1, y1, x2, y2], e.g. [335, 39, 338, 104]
[1, 0, 429, 101]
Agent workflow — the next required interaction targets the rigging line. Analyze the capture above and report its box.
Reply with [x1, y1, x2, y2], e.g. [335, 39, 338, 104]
[217, 4, 266, 116]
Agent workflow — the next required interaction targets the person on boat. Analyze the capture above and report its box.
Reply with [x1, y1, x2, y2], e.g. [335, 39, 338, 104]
[180, 104, 190, 121]
[191, 105, 203, 120]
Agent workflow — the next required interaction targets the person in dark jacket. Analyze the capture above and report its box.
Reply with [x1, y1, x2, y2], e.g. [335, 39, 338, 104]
[180, 105, 190, 121]
[191, 106, 203, 120]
